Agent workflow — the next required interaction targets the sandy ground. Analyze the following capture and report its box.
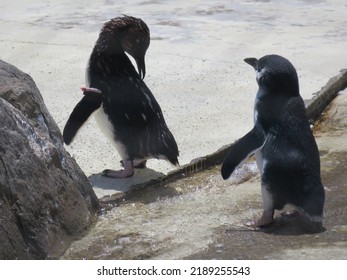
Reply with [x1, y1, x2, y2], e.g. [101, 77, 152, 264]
[1, 0, 347, 196]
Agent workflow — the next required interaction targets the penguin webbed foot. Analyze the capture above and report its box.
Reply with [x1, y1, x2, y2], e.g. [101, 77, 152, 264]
[246, 210, 274, 228]
[102, 160, 134, 178]
[280, 209, 300, 218]
[246, 210, 324, 233]
[102, 168, 134, 178]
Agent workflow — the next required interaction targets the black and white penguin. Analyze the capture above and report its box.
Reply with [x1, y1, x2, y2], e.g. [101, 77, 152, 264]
[63, 15, 179, 178]
[221, 54, 325, 230]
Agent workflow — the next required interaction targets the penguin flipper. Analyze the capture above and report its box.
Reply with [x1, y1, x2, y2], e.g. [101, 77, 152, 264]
[63, 94, 102, 145]
[221, 125, 266, 180]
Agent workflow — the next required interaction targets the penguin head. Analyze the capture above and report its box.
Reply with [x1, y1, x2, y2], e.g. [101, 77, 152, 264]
[244, 54, 300, 96]
[120, 16, 150, 79]
[99, 15, 150, 79]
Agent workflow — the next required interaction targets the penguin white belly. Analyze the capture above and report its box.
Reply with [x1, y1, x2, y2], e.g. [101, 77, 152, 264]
[253, 101, 267, 174]
[94, 106, 128, 160]
[255, 150, 263, 172]
[256, 151, 273, 211]
[261, 182, 274, 212]
[255, 150, 268, 175]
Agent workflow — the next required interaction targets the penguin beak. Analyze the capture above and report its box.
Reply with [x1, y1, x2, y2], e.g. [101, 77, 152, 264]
[135, 55, 146, 80]
[244, 57, 258, 69]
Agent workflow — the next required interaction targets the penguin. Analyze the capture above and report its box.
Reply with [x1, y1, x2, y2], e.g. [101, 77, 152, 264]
[221, 54, 325, 230]
[63, 15, 179, 178]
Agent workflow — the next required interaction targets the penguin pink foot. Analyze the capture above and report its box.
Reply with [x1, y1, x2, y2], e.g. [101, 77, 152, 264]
[280, 209, 301, 218]
[246, 210, 274, 228]
[103, 160, 134, 178]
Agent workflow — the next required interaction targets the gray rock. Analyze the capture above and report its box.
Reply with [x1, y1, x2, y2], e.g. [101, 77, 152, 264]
[0, 60, 99, 259]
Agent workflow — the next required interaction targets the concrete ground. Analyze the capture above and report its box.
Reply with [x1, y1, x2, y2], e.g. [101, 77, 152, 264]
[1, 1, 347, 198]
[62, 90, 347, 260]
[1, 0, 346, 260]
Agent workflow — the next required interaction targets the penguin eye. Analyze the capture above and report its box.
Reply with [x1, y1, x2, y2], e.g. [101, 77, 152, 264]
[256, 67, 266, 81]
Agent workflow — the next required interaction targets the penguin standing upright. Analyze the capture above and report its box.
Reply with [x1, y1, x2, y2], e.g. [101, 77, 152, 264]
[221, 54, 325, 230]
[63, 15, 179, 178]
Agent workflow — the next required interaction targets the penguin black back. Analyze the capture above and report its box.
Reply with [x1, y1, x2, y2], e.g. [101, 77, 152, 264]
[222, 54, 325, 231]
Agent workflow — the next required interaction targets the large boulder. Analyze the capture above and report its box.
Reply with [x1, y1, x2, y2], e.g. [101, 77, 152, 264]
[0, 60, 99, 259]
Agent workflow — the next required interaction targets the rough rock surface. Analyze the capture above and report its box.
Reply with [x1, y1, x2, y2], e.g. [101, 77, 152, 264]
[0, 60, 99, 259]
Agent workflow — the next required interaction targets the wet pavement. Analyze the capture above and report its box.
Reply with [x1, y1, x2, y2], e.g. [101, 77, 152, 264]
[62, 90, 347, 260]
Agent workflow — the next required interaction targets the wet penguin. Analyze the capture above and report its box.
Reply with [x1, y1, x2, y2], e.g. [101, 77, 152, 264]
[63, 15, 179, 178]
[221, 54, 325, 230]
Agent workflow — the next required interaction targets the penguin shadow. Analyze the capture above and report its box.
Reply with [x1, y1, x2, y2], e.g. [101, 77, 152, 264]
[89, 168, 165, 193]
